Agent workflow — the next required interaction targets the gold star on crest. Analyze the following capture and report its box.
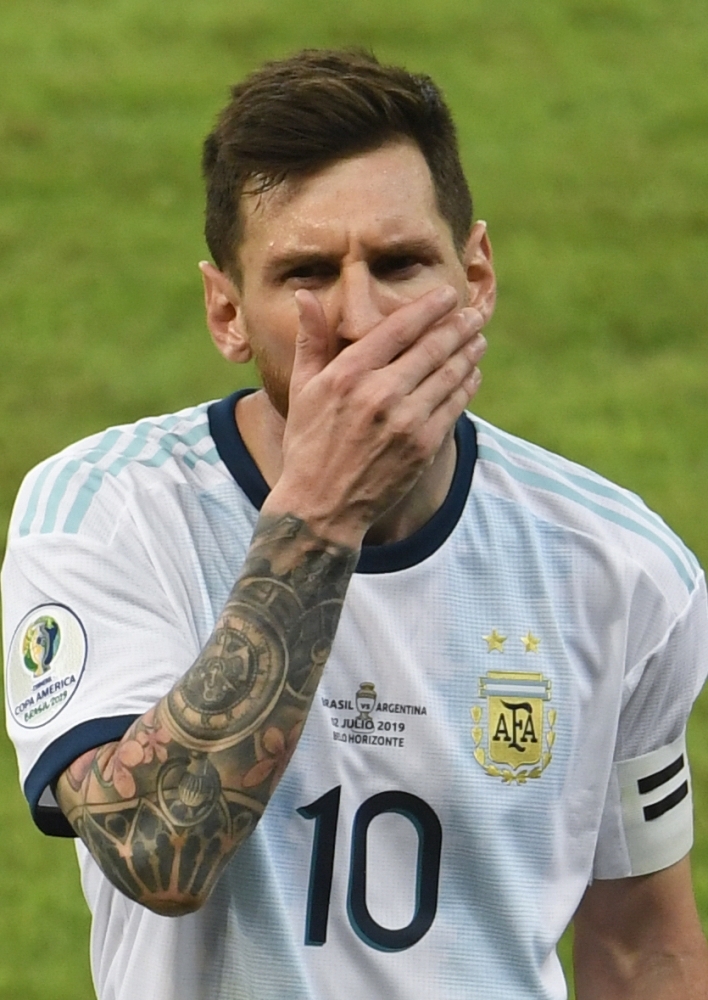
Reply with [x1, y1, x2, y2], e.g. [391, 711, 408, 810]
[483, 629, 507, 652]
[521, 632, 540, 653]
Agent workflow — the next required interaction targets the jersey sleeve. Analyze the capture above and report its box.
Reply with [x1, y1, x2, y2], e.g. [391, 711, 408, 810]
[3, 497, 201, 838]
[592, 572, 708, 879]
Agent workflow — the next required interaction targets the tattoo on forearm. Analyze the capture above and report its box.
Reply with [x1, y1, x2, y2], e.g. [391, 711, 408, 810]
[58, 513, 358, 912]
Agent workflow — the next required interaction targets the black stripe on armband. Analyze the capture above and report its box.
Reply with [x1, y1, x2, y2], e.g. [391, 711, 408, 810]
[637, 753, 685, 795]
[643, 780, 689, 822]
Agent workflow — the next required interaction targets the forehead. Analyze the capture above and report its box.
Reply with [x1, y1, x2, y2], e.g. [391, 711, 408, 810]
[238, 142, 454, 262]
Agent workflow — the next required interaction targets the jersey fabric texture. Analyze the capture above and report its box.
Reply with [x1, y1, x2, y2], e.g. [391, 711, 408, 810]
[3, 390, 707, 1000]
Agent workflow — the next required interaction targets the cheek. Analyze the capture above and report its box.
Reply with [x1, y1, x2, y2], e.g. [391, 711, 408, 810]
[242, 300, 299, 365]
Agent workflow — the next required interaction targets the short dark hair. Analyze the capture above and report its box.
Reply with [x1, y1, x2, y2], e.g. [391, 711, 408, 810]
[202, 48, 473, 276]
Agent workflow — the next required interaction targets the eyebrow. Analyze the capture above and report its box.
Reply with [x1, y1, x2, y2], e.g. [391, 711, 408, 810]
[264, 237, 445, 280]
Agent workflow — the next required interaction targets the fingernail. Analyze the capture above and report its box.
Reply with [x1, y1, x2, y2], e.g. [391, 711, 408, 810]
[465, 337, 486, 363]
[458, 307, 483, 330]
[437, 285, 458, 307]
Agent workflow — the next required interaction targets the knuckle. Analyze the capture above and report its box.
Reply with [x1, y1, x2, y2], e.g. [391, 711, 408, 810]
[324, 360, 357, 396]
[388, 408, 416, 438]
[361, 384, 398, 425]
[420, 334, 448, 370]
[439, 357, 464, 388]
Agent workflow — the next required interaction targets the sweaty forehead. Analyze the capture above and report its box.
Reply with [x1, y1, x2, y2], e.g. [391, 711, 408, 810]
[238, 143, 450, 259]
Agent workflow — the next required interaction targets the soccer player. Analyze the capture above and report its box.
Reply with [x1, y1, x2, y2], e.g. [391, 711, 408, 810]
[4, 49, 708, 1000]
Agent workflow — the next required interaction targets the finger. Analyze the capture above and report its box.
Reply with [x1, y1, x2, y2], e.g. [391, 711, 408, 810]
[410, 332, 487, 415]
[347, 284, 459, 370]
[414, 367, 484, 457]
[398, 333, 487, 428]
[387, 307, 486, 396]
[289, 290, 334, 397]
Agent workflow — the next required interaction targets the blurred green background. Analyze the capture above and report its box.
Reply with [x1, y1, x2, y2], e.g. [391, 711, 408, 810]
[1, 1, 707, 997]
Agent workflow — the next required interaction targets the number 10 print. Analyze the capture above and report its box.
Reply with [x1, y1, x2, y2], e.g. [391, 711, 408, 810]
[298, 786, 442, 951]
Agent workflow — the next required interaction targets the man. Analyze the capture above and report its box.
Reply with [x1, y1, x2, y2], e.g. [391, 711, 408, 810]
[3, 48, 708, 1000]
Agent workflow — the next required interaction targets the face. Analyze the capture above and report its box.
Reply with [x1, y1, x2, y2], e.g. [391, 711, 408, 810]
[209, 142, 492, 417]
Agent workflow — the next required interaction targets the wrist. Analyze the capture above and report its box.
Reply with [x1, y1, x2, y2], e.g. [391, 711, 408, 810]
[261, 483, 367, 551]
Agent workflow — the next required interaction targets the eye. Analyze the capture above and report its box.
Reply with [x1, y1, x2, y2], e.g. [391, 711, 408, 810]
[282, 261, 338, 287]
[372, 254, 428, 280]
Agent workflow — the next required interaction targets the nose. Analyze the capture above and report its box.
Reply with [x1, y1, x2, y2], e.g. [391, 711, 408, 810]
[335, 263, 388, 343]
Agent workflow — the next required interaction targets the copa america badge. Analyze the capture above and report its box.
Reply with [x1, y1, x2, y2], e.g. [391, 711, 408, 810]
[6, 604, 87, 729]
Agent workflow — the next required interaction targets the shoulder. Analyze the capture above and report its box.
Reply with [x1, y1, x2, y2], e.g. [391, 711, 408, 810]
[9, 401, 225, 543]
[467, 412, 702, 604]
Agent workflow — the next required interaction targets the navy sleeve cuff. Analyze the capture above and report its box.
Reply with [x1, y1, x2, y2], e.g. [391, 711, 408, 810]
[24, 715, 140, 837]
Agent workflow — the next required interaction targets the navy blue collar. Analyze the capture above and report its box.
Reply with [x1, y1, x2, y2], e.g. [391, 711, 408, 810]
[208, 389, 477, 574]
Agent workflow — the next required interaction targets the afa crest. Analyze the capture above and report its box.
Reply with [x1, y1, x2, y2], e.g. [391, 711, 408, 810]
[471, 671, 556, 783]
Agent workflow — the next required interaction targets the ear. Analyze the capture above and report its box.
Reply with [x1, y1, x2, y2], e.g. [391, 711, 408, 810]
[462, 221, 496, 323]
[199, 261, 253, 364]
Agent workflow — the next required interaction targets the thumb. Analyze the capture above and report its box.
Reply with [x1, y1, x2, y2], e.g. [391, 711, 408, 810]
[289, 290, 332, 396]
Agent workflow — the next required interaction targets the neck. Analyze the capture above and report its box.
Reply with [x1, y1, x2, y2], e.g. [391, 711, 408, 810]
[235, 390, 458, 546]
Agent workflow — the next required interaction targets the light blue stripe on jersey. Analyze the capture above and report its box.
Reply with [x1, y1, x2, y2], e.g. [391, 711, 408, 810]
[196, 446, 220, 467]
[60, 420, 217, 535]
[478, 441, 697, 593]
[37, 429, 124, 536]
[18, 456, 66, 538]
[20, 423, 139, 537]
[33, 422, 171, 537]
[60, 431, 163, 535]
[477, 419, 700, 576]
[21, 408, 219, 538]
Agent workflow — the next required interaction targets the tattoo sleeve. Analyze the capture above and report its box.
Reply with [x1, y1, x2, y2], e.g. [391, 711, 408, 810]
[56, 513, 358, 914]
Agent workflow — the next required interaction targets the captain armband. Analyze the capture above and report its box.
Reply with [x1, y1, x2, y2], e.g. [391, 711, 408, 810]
[616, 730, 693, 876]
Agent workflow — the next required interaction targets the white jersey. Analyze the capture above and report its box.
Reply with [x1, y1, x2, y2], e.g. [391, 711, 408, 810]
[3, 390, 707, 1000]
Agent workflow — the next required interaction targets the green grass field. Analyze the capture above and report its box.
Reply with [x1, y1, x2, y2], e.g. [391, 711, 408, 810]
[1, 1, 707, 997]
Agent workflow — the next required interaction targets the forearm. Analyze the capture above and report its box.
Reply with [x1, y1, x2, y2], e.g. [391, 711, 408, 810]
[56, 509, 359, 915]
[574, 937, 708, 1000]
[574, 861, 708, 1000]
